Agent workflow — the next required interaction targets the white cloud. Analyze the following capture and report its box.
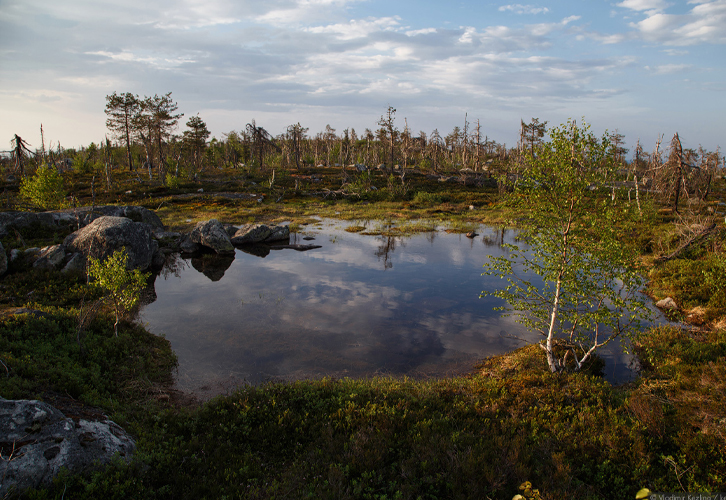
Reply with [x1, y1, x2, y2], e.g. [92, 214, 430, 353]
[405, 28, 437, 36]
[645, 63, 692, 74]
[498, 4, 550, 15]
[617, 0, 669, 12]
[256, 0, 360, 26]
[628, 0, 726, 45]
[305, 17, 401, 40]
[85, 50, 196, 68]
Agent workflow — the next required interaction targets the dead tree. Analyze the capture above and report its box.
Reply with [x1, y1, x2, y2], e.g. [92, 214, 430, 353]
[11, 134, 33, 176]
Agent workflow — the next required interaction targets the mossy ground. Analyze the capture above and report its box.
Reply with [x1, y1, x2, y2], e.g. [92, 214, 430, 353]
[1, 168, 724, 499]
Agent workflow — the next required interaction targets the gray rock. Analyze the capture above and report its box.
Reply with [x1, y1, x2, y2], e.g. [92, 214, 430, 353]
[0, 398, 135, 497]
[223, 224, 238, 238]
[231, 224, 272, 245]
[9, 248, 23, 263]
[63, 216, 158, 271]
[61, 253, 85, 274]
[32, 244, 66, 270]
[266, 225, 290, 243]
[656, 297, 678, 310]
[179, 235, 201, 254]
[189, 219, 234, 254]
[153, 230, 182, 250]
[0, 241, 6, 277]
[10, 247, 41, 267]
[231, 224, 290, 245]
[53, 206, 164, 230]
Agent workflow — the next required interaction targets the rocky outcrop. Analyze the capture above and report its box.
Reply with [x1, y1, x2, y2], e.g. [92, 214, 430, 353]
[188, 219, 234, 255]
[61, 205, 164, 230]
[0, 206, 163, 239]
[63, 216, 159, 271]
[0, 398, 135, 497]
[231, 224, 290, 245]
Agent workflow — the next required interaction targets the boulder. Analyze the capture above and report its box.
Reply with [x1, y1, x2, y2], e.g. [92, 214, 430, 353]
[179, 235, 201, 254]
[223, 224, 238, 238]
[32, 245, 66, 270]
[656, 297, 678, 310]
[231, 224, 272, 245]
[0, 398, 135, 497]
[231, 224, 289, 245]
[0, 212, 53, 238]
[61, 253, 85, 274]
[63, 216, 158, 271]
[0, 206, 163, 240]
[188, 219, 235, 255]
[9, 248, 40, 266]
[0, 241, 6, 277]
[57, 206, 164, 230]
[267, 225, 290, 242]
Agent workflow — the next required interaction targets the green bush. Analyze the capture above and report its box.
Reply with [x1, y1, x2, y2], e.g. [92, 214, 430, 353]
[412, 191, 442, 206]
[19, 164, 67, 210]
[165, 172, 182, 189]
[88, 249, 149, 336]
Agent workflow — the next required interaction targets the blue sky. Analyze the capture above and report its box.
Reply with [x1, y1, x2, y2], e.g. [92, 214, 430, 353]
[1, 0, 724, 154]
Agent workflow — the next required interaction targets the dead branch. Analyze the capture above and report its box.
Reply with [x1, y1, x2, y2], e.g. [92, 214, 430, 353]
[655, 223, 718, 263]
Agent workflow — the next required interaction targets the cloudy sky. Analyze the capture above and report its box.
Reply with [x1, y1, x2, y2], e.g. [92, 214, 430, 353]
[1, 0, 724, 153]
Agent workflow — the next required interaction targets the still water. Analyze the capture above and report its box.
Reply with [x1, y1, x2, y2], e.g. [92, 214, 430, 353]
[140, 220, 643, 398]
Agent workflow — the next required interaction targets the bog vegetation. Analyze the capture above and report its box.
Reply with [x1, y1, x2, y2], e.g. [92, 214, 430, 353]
[0, 94, 725, 499]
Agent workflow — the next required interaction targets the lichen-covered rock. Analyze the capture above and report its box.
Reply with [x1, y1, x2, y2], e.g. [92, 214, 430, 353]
[63, 216, 158, 271]
[0, 207, 163, 239]
[656, 297, 678, 310]
[231, 224, 272, 245]
[231, 224, 290, 245]
[0, 398, 135, 497]
[32, 244, 66, 270]
[266, 225, 290, 242]
[56, 206, 164, 230]
[188, 219, 234, 254]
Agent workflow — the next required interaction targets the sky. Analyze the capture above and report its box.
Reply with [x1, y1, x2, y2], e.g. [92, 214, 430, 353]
[1, 0, 724, 154]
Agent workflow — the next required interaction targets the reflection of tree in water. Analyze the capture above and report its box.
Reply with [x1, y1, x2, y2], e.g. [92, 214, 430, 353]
[374, 236, 406, 270]
[481, 227, 508, 248]
[141, 252, 190, 307]
[158, 252, 189, 279]
[426, 231, 437, 245]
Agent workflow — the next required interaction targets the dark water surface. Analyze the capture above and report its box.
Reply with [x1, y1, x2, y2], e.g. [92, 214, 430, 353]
[140, 220, 644, 398]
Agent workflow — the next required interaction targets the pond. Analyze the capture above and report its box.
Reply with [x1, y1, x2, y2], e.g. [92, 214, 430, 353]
[140, 219, 649, 399]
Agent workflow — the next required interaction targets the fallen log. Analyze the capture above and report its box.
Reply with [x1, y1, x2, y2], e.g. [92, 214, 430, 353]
[655, 223, 718, 263]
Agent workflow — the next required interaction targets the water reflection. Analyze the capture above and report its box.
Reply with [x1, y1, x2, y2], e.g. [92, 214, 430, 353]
[191, 253, 235, 282]
[141, 221, 653, 399]
[375, 236, 403, 270]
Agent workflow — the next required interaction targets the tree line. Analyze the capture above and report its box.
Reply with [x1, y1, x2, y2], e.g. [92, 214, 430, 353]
[3, 92, 724, 213]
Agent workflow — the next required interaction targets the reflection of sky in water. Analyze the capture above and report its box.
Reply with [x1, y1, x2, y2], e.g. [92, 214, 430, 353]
[140, 221, 659, 398]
